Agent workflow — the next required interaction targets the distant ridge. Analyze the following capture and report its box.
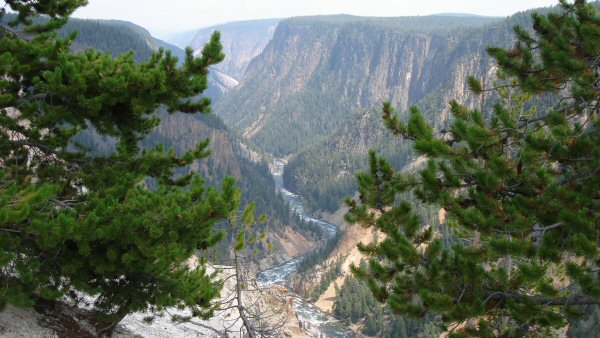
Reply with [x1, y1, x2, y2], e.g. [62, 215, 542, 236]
[434, 12, 501, 18]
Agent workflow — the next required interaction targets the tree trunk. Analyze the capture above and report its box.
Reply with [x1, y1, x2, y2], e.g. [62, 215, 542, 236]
[95, 299, 131, 337]
[234, 251, 256, 338]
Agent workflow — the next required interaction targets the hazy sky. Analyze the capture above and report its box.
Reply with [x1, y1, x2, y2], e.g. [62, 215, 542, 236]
[70, 0, 559, 37]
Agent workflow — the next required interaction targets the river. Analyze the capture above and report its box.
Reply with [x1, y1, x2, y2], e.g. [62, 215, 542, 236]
[257, 159, 355, 338]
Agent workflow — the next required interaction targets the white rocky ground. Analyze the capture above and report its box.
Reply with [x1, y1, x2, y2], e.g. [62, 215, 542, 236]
[0, 262, 310, 338]
[0, 305, 58, 338]
[0, 303, 236, 338]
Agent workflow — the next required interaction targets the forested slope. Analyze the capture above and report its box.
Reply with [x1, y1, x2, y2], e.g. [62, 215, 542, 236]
[214, 15, 501, 156]
[214, 7, 574, 212]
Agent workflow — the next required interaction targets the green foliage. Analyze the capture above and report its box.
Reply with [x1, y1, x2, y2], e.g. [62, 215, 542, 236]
[304, 257, 343, 300]
[60, 18, 186, 63]
[297, 230, 342, 276]
[362, 303, 384, 336]
[0, 0, 236, 334]
[55, 13, 298, 262]
[333, 269, 440, 337]
[348, 1, 600, 336]
[334, 275, 381, 324]
[135, 110, 312, 261]
[283, 108, 415, 213]
[226, 196, 269, 255]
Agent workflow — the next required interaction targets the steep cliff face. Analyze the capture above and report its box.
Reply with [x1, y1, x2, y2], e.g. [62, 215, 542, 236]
[188, 19, 280, 80]
[282, 42, 498, 211]
[215, 15, 500, 156]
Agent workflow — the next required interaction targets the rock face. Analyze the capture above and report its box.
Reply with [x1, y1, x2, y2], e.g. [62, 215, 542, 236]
[189, 19, 281, 80]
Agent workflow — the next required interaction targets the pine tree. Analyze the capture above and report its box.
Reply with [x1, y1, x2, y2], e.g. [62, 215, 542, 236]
[0, 0, 235, 335]
[386, 316, 408, 338]
[362, 304, 384, 336]
[347, 1, 600, 336]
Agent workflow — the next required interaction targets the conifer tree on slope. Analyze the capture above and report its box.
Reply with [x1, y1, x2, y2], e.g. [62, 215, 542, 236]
[0, 0, 238, 335]
[346, 1, 600, 336]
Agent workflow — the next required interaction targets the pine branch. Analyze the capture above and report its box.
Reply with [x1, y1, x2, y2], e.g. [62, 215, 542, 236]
[189, 321, 227, 337]
[531, 223, 562, 235]
[9, 140, 59, 154]
[484, 291, 600, 306]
